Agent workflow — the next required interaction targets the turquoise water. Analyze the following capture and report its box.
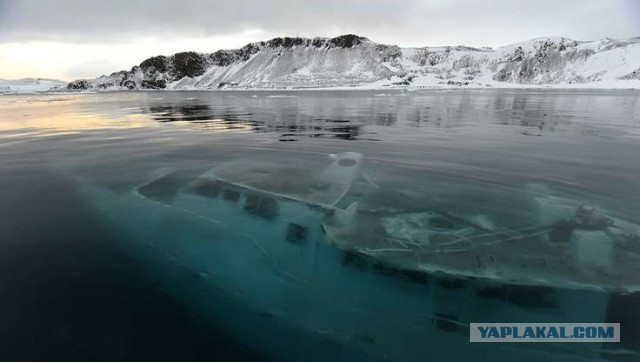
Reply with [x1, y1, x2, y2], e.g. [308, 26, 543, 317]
[0, 90, 639, 361]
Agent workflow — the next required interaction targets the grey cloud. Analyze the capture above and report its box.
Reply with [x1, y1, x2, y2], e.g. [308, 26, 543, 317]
[1, 0, 639, 47]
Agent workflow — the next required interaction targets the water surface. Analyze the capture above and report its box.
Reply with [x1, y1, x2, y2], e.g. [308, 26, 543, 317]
[1, 90, 639, 361]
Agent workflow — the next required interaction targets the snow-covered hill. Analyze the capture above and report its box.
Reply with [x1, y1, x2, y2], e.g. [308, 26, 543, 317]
[67, 34, 640, 90]
[0, 78, 67, 93]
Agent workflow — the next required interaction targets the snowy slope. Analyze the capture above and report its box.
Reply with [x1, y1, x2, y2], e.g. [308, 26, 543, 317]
[0, 78, 67, 93]
[67, 35, 640, 90]
[171, 43, 401, 89]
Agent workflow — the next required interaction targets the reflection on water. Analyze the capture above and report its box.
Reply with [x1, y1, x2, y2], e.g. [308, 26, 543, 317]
[2, 90, 639, 141]
[146, 102, 365, 140]
[0, 90, 639, 361]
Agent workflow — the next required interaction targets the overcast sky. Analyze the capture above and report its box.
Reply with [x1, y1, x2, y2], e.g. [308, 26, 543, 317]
[1, 0, 639, 80]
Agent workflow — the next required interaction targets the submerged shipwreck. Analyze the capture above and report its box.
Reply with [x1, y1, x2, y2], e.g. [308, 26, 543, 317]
[327, 182, 640, 293]
[136, 151, 640, 292]
[78, 152, 640, 361]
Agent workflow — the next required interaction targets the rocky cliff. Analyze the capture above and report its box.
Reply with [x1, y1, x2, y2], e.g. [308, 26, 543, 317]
[67, 34, 640, 90]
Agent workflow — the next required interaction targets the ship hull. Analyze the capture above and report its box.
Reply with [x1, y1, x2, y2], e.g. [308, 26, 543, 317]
[77, 180, 621, 361]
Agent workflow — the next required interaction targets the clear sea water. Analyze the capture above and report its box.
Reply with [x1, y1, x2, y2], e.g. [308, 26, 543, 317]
[0, 89, 639, 361]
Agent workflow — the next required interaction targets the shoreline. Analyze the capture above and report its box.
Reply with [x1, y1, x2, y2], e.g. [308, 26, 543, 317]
[3, 82, 640, 95]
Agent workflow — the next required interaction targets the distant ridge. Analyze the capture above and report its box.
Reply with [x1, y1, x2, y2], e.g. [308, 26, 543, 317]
[0, 78, 67, 93]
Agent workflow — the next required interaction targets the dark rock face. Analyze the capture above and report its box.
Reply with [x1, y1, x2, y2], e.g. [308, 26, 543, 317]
[209, 50, 239, 67]
[140, 56, 168, 73]
[238, 44, 261, 60]
[266, 37, 305, 48]
[329, 34, 366, 48]
[207, 44, 261, 67]
[141, 80, 167, 89]
[66, 80, 91, 90]
[131, 52, 210, 89]
[169, 52, 208, 79]
[258, 34, 369, 50]
[121, 80, 137, 90]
